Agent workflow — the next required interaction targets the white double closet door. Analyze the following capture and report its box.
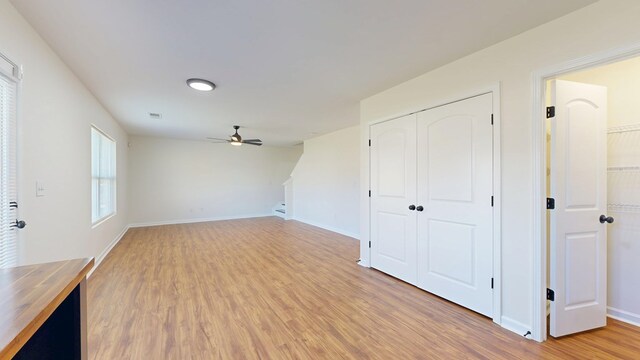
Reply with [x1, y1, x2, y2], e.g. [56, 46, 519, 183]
[370, 93, 494, 317]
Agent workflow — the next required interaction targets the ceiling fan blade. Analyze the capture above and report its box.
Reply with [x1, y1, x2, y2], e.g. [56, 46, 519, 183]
[207, 137, 231, 142]
[242, 139, 262, 143]
[243, 141, 263, 146]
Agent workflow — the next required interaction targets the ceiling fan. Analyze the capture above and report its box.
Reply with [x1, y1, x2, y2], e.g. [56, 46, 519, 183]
[207, 125, 263, 146]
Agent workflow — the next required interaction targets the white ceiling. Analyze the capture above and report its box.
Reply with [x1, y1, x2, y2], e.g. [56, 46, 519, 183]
[12, 0, 595, 146]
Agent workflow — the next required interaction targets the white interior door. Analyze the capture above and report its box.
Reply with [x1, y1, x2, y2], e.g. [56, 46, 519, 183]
[370, 114, 417, 284]
[550, 79, 608, 337]
[415, 93, 494, 317]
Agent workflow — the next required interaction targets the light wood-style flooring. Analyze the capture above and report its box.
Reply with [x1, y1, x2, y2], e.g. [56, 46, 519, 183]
[88, 217, 640, 359]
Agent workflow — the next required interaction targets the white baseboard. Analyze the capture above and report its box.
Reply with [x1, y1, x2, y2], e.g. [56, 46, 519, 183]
[128, 213, 273, 228]
[500, 316, 532, 339]
[292, 217, 360, 240]
[608, 307, 640, 327]
[88, 225, 129, 278]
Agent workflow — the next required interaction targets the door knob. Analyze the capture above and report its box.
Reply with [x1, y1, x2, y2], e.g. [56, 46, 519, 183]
[409, 205, 416, 211]
[416, 206, 424, 212]
[11, 220, 26, 229]
[599, 215, 614, 224]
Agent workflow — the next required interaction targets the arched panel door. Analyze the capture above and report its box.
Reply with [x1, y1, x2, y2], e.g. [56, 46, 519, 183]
[370, 114, 417, 284]
[550, 80, 608, 337]
[416, 93, 494, 317]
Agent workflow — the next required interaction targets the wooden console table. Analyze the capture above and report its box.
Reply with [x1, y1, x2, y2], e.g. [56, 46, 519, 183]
[0, 258, 94, 360]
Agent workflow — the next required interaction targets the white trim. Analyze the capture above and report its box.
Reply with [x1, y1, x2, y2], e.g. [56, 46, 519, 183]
[0, 51, 21, 80]
[13, 59, 24, 265]
[90, 123, 116, 142]
[531, 41, 640, 343]
[490, 83, 503, 326]
[531, 63, 548, 344]
[91, 125, 117, 225]
[91, 212, 116, 229]
[293, 217, 360, 240]
[128, 213, 273, 228]
[501, 316, 532, 338]
[359, 123, 371, 267]
[365, 84, 502, 127]
[87, 225, 129, 278]
[607, 307, 640, 328]
[362, 83, 503, 324]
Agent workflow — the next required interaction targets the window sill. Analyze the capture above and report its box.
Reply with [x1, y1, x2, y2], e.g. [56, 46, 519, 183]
[92, 212, 116, 229]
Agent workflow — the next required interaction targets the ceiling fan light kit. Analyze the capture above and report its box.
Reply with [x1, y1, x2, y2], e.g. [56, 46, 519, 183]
[231, 126, 242, 142]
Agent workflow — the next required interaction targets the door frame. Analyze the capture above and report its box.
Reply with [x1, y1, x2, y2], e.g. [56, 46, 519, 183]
[531, 41, 640, 342]
[0, 52, 23, 267]
[361, 83, 502, 324]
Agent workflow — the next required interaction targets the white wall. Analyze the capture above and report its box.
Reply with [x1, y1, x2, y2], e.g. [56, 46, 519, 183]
[560, 57, 640, 325]
[290, 126, 360, 238]
[128, 136, 301, 225]
[359, 0, 640, 338]
[0, 0, 129, 265]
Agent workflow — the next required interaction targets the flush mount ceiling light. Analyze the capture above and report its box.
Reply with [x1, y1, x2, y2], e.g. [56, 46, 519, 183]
[186, 78, 216, 92]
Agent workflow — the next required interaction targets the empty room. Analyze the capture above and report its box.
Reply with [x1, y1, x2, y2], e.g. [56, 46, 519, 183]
[1, 0, 639, 359]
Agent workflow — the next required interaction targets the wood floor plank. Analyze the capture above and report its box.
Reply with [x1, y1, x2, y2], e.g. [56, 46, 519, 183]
[87, 217, 640, 359]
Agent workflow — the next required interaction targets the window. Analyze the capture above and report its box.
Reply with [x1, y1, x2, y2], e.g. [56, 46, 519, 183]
[0, 56, 18, 269]
[91, 127, 116, 224]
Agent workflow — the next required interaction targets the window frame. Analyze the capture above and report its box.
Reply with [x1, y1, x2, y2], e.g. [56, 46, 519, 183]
[91, 125, 117, 226]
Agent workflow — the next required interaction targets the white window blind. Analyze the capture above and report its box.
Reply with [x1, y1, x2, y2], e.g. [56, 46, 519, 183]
[0, 67, 18, 269]
[91, 127, 116, 224]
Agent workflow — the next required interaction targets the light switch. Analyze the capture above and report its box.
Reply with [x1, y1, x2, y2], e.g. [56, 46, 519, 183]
[36, 181, 45, 197]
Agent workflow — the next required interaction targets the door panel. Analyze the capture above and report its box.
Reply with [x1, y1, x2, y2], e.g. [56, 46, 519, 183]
[428, 116, 474, 202]
[377, 212, 408, 262]
[377, 130, 408, 197]
[565, 102, 600, 208]
[427, 219, 476, 286]
[416, 93, 494, 317]
[370, 114, 417, 284]
[565, 232, 598, 308]
[550, 80, 608, 337]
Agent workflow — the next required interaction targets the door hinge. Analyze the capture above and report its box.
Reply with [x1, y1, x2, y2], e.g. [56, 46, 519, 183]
[491, 196, 494, 207]
[368, 241, 371, 248]
[368, 139, 371, 146]
[547, 288, 555, 301]
[491, 278, 494, 289]
[546, 197, 555, 210]
[368, 190, 371, 197]
[546, 106, 555, 119]
[491, 114, 494, 125]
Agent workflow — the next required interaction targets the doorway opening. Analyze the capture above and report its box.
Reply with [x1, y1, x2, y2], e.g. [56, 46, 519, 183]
[543, 56, 640, 339]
